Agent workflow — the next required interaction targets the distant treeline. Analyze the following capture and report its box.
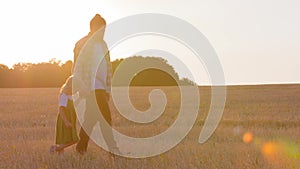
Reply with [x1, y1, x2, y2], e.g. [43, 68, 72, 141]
[0, 56, 196, 88]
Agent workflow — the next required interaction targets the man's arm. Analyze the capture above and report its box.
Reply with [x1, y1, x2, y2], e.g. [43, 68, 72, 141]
[73, 35, 89, 64]
[106, 50, 112, 100]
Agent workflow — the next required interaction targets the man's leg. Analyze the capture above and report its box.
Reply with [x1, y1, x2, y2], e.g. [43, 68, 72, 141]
[76, 125, 90, 154]
[95, 90, 120, 154]
[76, 92, 98, 154]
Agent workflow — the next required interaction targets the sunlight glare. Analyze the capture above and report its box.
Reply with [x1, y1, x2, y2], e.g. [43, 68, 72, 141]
[243, 132, 253, 144]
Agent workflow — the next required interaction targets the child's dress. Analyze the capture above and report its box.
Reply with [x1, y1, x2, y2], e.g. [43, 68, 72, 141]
[55, 76, 79, 144]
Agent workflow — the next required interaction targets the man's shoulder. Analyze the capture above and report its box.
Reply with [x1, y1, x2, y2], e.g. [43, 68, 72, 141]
[74, 35, 90, 55]
[75, 35, 89, 46]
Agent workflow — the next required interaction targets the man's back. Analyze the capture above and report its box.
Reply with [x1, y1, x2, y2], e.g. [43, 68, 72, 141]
[73, 35, 111, 92]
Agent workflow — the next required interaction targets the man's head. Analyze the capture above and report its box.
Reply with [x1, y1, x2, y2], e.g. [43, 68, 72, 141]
[90, 14, 106, 33]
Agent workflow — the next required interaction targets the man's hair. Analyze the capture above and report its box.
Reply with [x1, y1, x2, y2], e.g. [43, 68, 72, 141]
[90, 14, 106, 32]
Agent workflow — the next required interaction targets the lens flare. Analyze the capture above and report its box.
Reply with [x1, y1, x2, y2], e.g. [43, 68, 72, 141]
[261, 139, 300, 167]
[243, 132, 253, 144]
[262, 142, 278, 158]
[277, 139, 300, 159]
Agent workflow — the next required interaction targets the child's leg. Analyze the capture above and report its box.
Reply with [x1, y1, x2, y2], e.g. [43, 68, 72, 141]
[50, 141, 77, 154]
[56, 141, 77, 151]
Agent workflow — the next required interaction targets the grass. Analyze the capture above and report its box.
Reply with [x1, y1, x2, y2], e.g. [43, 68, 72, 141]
[0, 85, 300, 169]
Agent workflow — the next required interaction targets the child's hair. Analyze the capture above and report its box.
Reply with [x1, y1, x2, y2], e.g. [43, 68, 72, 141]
[60, 76, 73, 95]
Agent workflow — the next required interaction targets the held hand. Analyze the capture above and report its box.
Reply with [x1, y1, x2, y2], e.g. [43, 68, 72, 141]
[106, 93, 111, 101]
[64, 120, 72, 128]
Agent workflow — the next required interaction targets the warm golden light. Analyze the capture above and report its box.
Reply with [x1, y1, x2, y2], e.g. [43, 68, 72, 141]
[262, 142, 278, 157]
[260, 139, 300, 167]
[243, 132, 253, 144]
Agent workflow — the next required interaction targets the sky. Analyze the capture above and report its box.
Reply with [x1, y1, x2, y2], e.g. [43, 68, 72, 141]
[0, 0, 299, 85]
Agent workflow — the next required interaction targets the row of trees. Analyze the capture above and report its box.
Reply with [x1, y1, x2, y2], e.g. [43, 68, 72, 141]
[0, 59, 73, 87]
[0, 57, 196, 88]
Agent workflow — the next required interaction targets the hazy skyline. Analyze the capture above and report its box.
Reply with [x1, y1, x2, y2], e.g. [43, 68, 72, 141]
[0, 0, 299, 85]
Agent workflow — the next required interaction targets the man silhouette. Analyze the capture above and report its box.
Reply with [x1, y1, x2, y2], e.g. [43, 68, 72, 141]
[73, 14, 119, 155]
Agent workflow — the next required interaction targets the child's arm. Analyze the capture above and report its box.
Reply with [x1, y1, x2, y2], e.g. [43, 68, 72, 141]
[59, 106, 72, 128]
[58, 93, 72, 128]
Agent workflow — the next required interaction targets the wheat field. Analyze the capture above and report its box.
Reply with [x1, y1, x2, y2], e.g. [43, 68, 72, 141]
[0, 85, 300, 169]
